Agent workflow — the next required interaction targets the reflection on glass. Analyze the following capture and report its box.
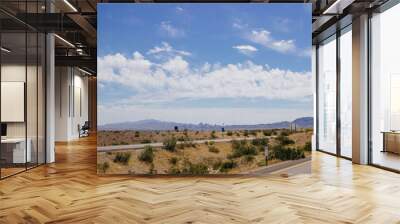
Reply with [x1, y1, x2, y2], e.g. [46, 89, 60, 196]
[371, 3, 400, 171]
[318, 36, 337, 154]
[340, 28, 352, 158]
[1, 32, 27, 177]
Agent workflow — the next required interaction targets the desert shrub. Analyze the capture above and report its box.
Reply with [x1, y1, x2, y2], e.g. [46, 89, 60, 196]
[169, 157, 179, 165]
[140, 139, 151, 144]
[249, 130, 258, 136]
[280, 130, 290, 136]
[97, 162, 109, 173]
[262, 130, 272, 136]
[208, 141, 215, 145]
[276, 135, 295, 145]
[231, 140, 257, 158]
[113, 152, 131, 165]
[272, 145, 305, 161]
[163, 137, 177, 152]
[181, 161, 209, 175]
[227, 131, 233, 136]
[243, 155, 255, 163]
[138, 146, 154, 163]
[243, 130, 249, 137]
[177, 136, 186, 141]
[148, 163, 156, 174]
[219, 160, 237, 173]
[251, 138, 269, 146]
[134, 131, 140, 137]
[210, 130, 217, 139]
[303, 141, 312, 151]
[208, 145, 219, 153]
[257, 160, 266, 167]
[195, 131, 199, 135]
[168, 167, 181, 174]
[236, 132, 240, 137]
[212, 160, 223, 170]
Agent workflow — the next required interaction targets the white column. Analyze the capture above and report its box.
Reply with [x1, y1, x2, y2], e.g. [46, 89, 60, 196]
[352, 14, 369, 164]
[46, 32, 55, 163]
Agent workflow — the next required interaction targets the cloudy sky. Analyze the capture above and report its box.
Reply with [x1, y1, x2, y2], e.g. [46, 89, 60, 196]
[98, 4, 312, 125]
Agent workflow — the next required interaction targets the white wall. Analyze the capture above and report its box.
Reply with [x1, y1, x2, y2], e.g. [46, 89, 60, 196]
[55, 67, 89, 141]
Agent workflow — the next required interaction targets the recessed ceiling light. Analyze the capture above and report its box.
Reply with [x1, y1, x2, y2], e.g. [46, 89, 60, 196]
[63, 0, 78, 12]
[1, 47, 11, 53]
[54, 34, 75, 48]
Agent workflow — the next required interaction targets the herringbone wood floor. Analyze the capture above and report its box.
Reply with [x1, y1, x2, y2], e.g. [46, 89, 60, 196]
[1, 135, 400, 224]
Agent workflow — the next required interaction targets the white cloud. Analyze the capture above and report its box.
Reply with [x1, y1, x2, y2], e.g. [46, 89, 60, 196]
[98, 52, 312, 105]
[147, 42, 191, 56]
[248, 29, 296, 53]
[233, 45, 258, 56]
[160, 21, 185, 38]
[176, 6, 184, 12]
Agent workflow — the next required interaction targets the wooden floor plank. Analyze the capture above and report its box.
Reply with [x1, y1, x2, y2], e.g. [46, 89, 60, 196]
[0, 135, 400, 223]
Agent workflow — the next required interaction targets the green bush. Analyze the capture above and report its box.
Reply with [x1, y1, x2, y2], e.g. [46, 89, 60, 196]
[243, 155, 255, 163]
[276, 135, 295, 145]
[280, 130, 290, 136]
[251, 138, 269, 146]
[262, 130, 272, 136]
[303, 141, 312, 151]
[168, 167, 181, 174]
[249, 130, 258, 136]
[134, 131, 140, 137]
[181, 161, 209, 175]
[231, 140, 257, 158]
[219, 160, 237, 173]
[163, 137, 177, 152]
[113, 152, 131, 165]
[272, 145, 305, 161]
[208, 145, 219, 153]
[138, 146, 154, 163]
[210, 130, 217, 139]
[169, 157, 179, 165]
[97, 162, 109, 173]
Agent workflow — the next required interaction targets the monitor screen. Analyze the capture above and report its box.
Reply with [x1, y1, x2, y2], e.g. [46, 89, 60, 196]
[1, 123, 7, 137]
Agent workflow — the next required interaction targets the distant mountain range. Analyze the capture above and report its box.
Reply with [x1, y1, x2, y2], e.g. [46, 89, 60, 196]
[99, 117, 313, 131]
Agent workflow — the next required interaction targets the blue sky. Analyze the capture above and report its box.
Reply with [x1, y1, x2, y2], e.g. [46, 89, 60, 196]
[98, 4, 312, 125]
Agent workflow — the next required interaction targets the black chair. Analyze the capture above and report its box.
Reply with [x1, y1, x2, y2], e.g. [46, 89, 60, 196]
[79, 121, 90, 138]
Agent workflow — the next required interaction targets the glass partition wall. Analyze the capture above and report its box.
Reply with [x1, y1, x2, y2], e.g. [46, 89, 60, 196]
[316, 25, 352, 159]
[0, 4, 46, 179]
[370, 3, 400, 171]
[317, 35, 337, 155]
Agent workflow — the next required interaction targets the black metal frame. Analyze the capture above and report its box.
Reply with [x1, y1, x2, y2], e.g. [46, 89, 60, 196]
[315, 20, 353, 162]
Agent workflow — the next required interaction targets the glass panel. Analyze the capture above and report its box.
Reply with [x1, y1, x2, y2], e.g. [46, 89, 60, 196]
[371, 4, 400, 171]
[27, 31, 38, 169]
[318, 36, 337, 154]
[340, 27, 352, 158]
[1, 31, 27, 177]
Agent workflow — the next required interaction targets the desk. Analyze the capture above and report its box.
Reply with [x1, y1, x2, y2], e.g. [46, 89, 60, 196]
[1, 138, 31, 163]
[382, 131, 400, 154]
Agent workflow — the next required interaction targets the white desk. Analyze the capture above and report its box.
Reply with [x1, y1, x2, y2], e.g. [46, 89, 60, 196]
[1, 138, 31, 163]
